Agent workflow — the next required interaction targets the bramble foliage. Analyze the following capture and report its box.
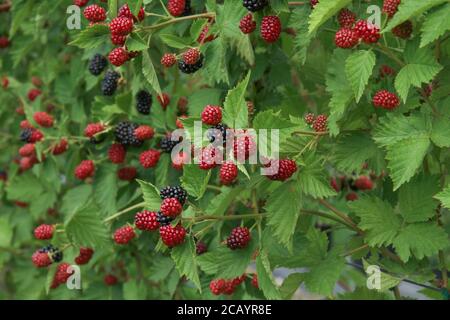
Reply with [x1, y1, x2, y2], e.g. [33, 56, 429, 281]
[0, 0, 449, 300]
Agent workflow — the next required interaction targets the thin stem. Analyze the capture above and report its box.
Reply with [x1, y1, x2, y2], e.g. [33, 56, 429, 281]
[103, 202, 146, 223]
[139, 12, 215, 31]
[318, 199, 363, 234]
[206, 185, 222, 192]
[301, 209, 354, 228]
[437, 205, 448, 288]
[292, 130, 329, 136]
[340, 244, 369, 257]
[184, 213, 266, 223]
[375, 43, 405, 67]
[288, 1, 306, 5]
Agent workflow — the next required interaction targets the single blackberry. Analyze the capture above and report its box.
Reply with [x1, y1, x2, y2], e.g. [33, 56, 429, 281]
[39, 244, 63, 263]
[160, 186, 188, 204]
[160, 134, 181, 153]
[101, 70, 120, 96]
[115, 121, 142, 146]
[88, 54, 107, 76]
[156, 211, 173, 226]
[207, 123, 228, 144]
[20, 128, 33, 142]
[136, 90, 152, 115]
[178, 53, 204, 74]
[243, 0, 268, 12]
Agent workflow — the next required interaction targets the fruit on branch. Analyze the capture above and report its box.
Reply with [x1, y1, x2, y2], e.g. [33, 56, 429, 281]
[108, 143, 126, 164]
[178, 53, 204, 74]
[196, 241, 207, 255]
[372, 90, 400, 110]
[197, 24, 215, 43]
[28, 88, 42, 102]
[84, 122, 105, 138]
[251, 274, 259, 288]
[239, 13, 256, 34]
[83, 4, 106, 22]
[33, 111, 54, 128]
[74, 0, 89, 7]
[159, 224, 186, 247]
[109, 17, 133, 36]
[161, 53, 177, 68]
[201, 105, 222, 125]
[233, 130, 256, 161]
[139, 149, 161, 168]
[136, 90, 152, 114]
[111, 34, 126, 46]
[115, 121, 143, 146]
[75, 160, 95, 180]
[354, 176, 374, 190]
[31, 251, 52, 268]
[304, 113, 315, 125]
[182, 48, 201, 65]
[19, 144, 35, 157]
[310, 0, 319, 8]
[108, 47, 129, 66]
[346, 192, 358, 201]
[160, 198, 183, 218]
[382, 0, 401, 18]
[198, 146, 222, 170]
[104, 274, 118, 286]
[207, 123, 229, 144]
[156, 212, 174, 226]
[51, 263, 74, 289]
[210, 275, 246, 295]
[313, 114, 328, 132]
[157, 92, 171, 110]
[101, 70, 120, 96]
[392, 20, 412, 39]
[134, 125, 154, 141]
[118, 4, 145, 22]
[338, 9, 356, 28]
[160, 186, 188, 204]
[117, 167, 137, 181]
[379, 65, 396, 78]
[260, 16, 281, 43]
[52, 139, 69, 156]
[265, 158, 298, 181]
[20, 129, 33, 142]
[75, 247, 94, 265]
[220, 162, 238, 185]
[167, 0, 186, 17]
[135, 210, 160, 231]
[242, 0, 268, 12]
[0, 36, 9, 48]
[160, 133, 181, 153]
[354, 20, 380, 44]
[113, 225, 136, 245]
[34, 224, 55, 240]
[88, 54, 107, 76]
[335, 28, 359, 48]
[226, 227, 251, 250]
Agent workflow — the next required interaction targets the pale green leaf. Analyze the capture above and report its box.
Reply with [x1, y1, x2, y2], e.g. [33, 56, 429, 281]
[431, 116, 450, 148]
[420, 4, 450, 47]
[256, 250, 282, 300]
[222, 71, 251, 129]
[171, 238, 201, 291]
[136, 179, 161, 211]
[181, 165, 211, 200]
[69, 24, 110, 49]
[345, 50, 376, 102]
[435, 185, 450, 209]
[142, 49, 162, 97]
[308, 0, 352, 34]
[93, 164, 118, 217]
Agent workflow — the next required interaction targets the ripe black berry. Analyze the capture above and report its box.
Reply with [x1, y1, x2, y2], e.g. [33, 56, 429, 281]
[101, 70, 120, 96]
[88, 54, 108, 76]
[243, 0, 268, 12]
[207, 123, 229, 144]
[20, 128, 33, 142]
[160, 186, 188, 205]
[156, 211, 173, 226]
[160, 134, 182, 153]
[40, 244, 63, 263]
[115, 121, 143, 146]
[136, 90, 152, 114]
[178, 53, 204, 74]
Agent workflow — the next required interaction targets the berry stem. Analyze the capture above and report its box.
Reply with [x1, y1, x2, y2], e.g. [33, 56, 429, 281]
[138, 12, 216, 31]
[184, 213, 266, 223]
[288, 1, 306, 5]
[340, 243, 369, 257]
[318, 199, 363, 234]
[292, 130, 328, 136]
[103, 201, 146, 223]
[206, 185, 222, 192]
[375, 43, 405, 67]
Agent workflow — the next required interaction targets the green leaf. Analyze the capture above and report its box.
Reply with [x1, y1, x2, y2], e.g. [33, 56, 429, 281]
[60, 185, 93, 216]
[125, 33, 148, 52]
[10, 1, 33, 37]
[108, 0, 118, 19]
[69, 24, 110, 49]
[142, 49, 162, 97]
[171, 238, 201, 291]
[279, 273, 304, 299]
[297, 157, 336, 199]
[6, 172, 43, 202]
[222, 71, 251, 129]
[420, 4, 450, 47]
[398, 175, 439, 223]
[349, 196, 401, 247]
[159, 33, 191, 49]
[93, 164, 118, 217]
[289, 6, 314, 64]
[345, 50, 376, 102]
[136, 180, 161, 211]
[0, 217, 13, 247]
[180, 165, 211, 200]
[123, 280, 147, 300]
[431, 116, 450, 148]
[131, 0, 143, 17]
[393, 223, 448, 262]
[204, 38, 230, 85]
[264, 181, 302, 248]
[205, 186, 244, 216]
[64, 204, 110, 248]
[271, 0, 289, 13]
[435, 185, 450, 209]
[362, 259, 402, 291]
[256, 250, 282, 300]
[308, 0, 351, 34]
[338, 287, 393, 300]
[395, 41, 443, 102]
[384, 0, 448, 33]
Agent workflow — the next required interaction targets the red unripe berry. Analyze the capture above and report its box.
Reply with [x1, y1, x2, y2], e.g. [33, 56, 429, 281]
[20, 120, 33, 129]
[75, 247, 94, 265]
[109, 47, 129, 66]
[34, 224, 55, 240]
[240, 13, 257, 34]
[2, 76, 9, 88]
[109, 17, 134, 36]
[111, 34, 126, 46]
[108, 143, 126, 164]
[0, 36, 10, 49]
[201, 105, 222, 125]
[392, 20, 412, 39]
[251, 274, 259, 288]
[197, 25, 215, 43]
[198, 146, 222, 170]
[313, 114, 328, 132]
[32, 251, 52, 268]
[20, 156, 35, 171]
[382, 0, 401, 18]
[52, 139, 69, 155]
[19, 143, 35, 157]
[346, 192, 358, 201]
[134, 125, 154, 140]
[338, 9, 356, 28]
[159, 224, 186, 247]
[117, 167, 137, 181]
[167, 0, 186, 17]
[29, 129, 44, 143]
[114, 225, 135, 244]
[83, 4, 106, 22]
[104, 274, 118, 286]
[160, 198, 183, 218]
[172, 152, 189, 170]
[265, 158, 297, 181]
[84, 122, 105, 138]
[310, 0, 318, 8]
[52, 263, 73, 288]
[354, 176, 374, 190]
[157, 92, 171, 110]
[335, 28, 359, 48]
[220, 162, 238, 185]
[354, 20, 380, 44]
[33, 111, 54, 128]
[260, 16, 281, 43]
[118, 4, 145, 22]
[135, 210, 159, 231]
[28, 88, 42, 102]
[161, 53, 177, 67]
[139, 149, 161, 168]
[183, 48, 201, 65]
[380, 65, 396, 78]
[304, 113, 315, 125]
[196, 241, 207, 255]
[75, 160, 95, 180]
[74, 0, 89, 7]
[210, 279, 226, 295]
[233, 130, 256, 161]
[226, 226, 251, 250]
[372, 90, 400, 110]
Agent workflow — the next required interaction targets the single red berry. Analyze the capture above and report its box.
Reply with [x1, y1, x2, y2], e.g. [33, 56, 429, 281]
[167, 0, 186, 17]
[304, 113, 315, 125]
[172, 152, 189, 170]
[109, 47, 129, 66]
[161, 53, 177, 67]
[32, 251, 52, 268]
[2, 76, 9, 89]
[197, 25, 215, 43]
[354, 20, 380, 44]
[183, 48, 201, 65]
[310, 0, 318, 8]
[372, 90, 400, 110]
[346, 192, 358, 201]
[198, 146, 222, 170]
[380, 65, 396, 78]
[338, 9, 356, 28]
[75, 160, 95, 180]
[227, 226, 251, 250]
[0, 36, 10, 49]
[251, 274, 259, 288]
[109, 17, 133, 36]
[28, 88, 42, 102]
[139, 149, 161, 168]
[392, 20, 412, 39]
[240, 14, 256, 34]
[177, 96, 189, 114]
[260, 16, 281, 43]
[53, 263, 73, 287]
[104, 274, 118, 286]
[134, 125, 154, 140]
[16, 107, 25, 115]
[15, 201, 29, 208]
[222, 280, 236, 295]
[52, 139, 69, 155]
[354, 176, 374, 190]
[118, 4, 145, 22]
[19, 143, 35, 157]
[74, 0, 89, 7]
[157, 93, 171, 110]
[265, 158, 297, 181]
[34, 224, 55, 240]
[29, 129, 44, 143]
[176, 115, 187, 129]
[196, 241, 207, 255]
[335, 28, 359, 48]
[84, 122, 105, 138]
[83, 4, 106, 22]
[220, 162, 238, 185]
[233, 130, 256, 161]
[20, 120, 33, 129]
[382, 0, 401, 18]
[159, 224, 186, 247]
[201, 105, 222, 125]
[117, 166, 137, 181]
[160, 198, 183, 218]
[33, 111, 54, 128]
[20, 157, 34, 171]
[111, 34, 126, 46]
[108, 143, 126, 164]
[75, 247, 94, 265]
[113, 225, 135, 244]
[313, 114, 327, 132]
[135, 210, 159, 231]
[232, 274, 246, 287]
[330, 178, 341, 192]
[210, 279, 226, 295]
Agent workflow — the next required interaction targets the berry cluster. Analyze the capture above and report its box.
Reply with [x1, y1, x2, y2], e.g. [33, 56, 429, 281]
[303, 113, 328, 133]
[372, 90, 400, 110]
[210, 275, 246, 295]
[31, 244, 63, 268]
[264, 158, 298, 181]
[75, 247, 94, 265]
[330, 166, 380, 201]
